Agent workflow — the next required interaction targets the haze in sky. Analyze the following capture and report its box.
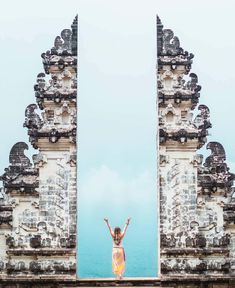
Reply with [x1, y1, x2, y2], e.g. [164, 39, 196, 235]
[0, 0, 235, 278]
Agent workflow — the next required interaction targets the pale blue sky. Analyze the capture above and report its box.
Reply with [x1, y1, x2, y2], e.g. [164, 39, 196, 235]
[0, 0, 235, 170]
[0, 0, 235, 277]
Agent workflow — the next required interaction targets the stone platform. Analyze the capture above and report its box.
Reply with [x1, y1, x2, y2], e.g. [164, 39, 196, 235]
[76, 277, 161, 286]
[0, 277, 162, 288]
[1, 277, 235, 287]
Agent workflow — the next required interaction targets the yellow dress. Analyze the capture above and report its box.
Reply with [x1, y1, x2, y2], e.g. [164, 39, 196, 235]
[112, 239, 125, 277]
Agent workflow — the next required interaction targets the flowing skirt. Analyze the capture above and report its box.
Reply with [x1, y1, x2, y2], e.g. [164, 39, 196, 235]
[112, 247, 125, 276]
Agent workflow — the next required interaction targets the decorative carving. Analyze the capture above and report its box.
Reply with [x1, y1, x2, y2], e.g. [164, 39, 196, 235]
[0, 205, 12, 225]
[6, 236, 16, 248]
[34, 71, 77, 109]
[54, 102, 76, 125]
[195, 234, 207, 248]
[161, 233, 176, 248]
[40, 16, 77, 76]
[159, 155, 170, 167]
[224, 203, 235, 224]
[157, 16, 163, 56]
[27, 127, 77, 148]
[191, 154, 203, 167]
[9, 142, 31, 169]
[23, 104, 43, 133]
[71, 15, 78, 56]
[162, 29, 182, 56]
[212, 234, 230, 247]
[67, 153, 76, 167]
[0, 142, 39, 193]
[159, 128, 200, 144]
[60, 235, 76, 248]
[158, 73, 201, 108]
[34, 73, 46, 109]
[6, 261, 26, 273]
[5, 260, 76, 274]
[29, 72, 77, 147]
[52, 29, 72, 55]
[30, 235, 42, 248]
[49, 128, 60, 143]
[157, 16, 194, 70]
[33, 153, 47, 168]
[161, 258, 230, 274]
[186, 73, 201, 92]
[161, 103, 179, 118]
[205, 142, 226, 168]
[194, 104, 211, 131]
[198, 142, 235, 193]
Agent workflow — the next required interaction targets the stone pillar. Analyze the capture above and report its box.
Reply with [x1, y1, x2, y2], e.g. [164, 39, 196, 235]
[0, 16, 77, 280]
[157, 16, 235, 281]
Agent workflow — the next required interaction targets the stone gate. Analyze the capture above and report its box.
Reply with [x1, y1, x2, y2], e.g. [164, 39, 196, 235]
[0, 15, 235, 288]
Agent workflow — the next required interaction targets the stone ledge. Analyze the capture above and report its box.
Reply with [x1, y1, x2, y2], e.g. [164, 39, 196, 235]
[7, 249, 76, 256]
[0, 277, 161, 287]
[1, 276, 235, 287]
[161, 247, 229, 256]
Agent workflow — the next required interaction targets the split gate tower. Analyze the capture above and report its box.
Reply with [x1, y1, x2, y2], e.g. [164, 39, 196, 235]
[0, 16, 77, 281]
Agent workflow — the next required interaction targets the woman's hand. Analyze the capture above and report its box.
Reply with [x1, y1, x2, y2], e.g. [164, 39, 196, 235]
[126, 218, 131, 225]
[104, 218, 109, 223]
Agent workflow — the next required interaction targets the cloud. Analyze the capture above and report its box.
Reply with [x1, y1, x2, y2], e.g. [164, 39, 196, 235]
[79, 164, 156, 205]
[78, 165, 157, 226]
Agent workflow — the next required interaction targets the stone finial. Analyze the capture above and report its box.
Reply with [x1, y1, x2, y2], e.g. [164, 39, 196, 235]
[157, 15, 163, 56]
[40, 16, 78, 75]
[205, 142, 226, 168]
[198, 142, 235, 192]
[157, 17, 194, 67]
[162, 29, 181, 56]
[0, 142, 39, 193]
[71, 15, 78, 56]
[9, 142, 31, 169]
[45, 16, 78, 57]
[51, 29, 72, 55]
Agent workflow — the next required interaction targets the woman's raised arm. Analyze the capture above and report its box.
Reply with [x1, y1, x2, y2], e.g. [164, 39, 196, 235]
[122, 218, 131, 237]
[104, 218, 114, 237]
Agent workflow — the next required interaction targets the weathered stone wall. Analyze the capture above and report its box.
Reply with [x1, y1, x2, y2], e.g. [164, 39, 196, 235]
[158, 16, 235, 283]
[0, 16, 77, 281]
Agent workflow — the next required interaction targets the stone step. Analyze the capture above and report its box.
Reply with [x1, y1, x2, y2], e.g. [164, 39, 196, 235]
[72, 277, 161, 287]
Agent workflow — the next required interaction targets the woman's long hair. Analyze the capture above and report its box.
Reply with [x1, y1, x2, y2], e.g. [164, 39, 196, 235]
[113, 227, 122, 245]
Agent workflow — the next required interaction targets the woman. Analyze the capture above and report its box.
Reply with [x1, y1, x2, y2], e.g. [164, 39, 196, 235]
[104, 218, 131, 279]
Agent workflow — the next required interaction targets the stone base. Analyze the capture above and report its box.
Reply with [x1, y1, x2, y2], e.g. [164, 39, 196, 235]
[1, 277, 235, 287]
